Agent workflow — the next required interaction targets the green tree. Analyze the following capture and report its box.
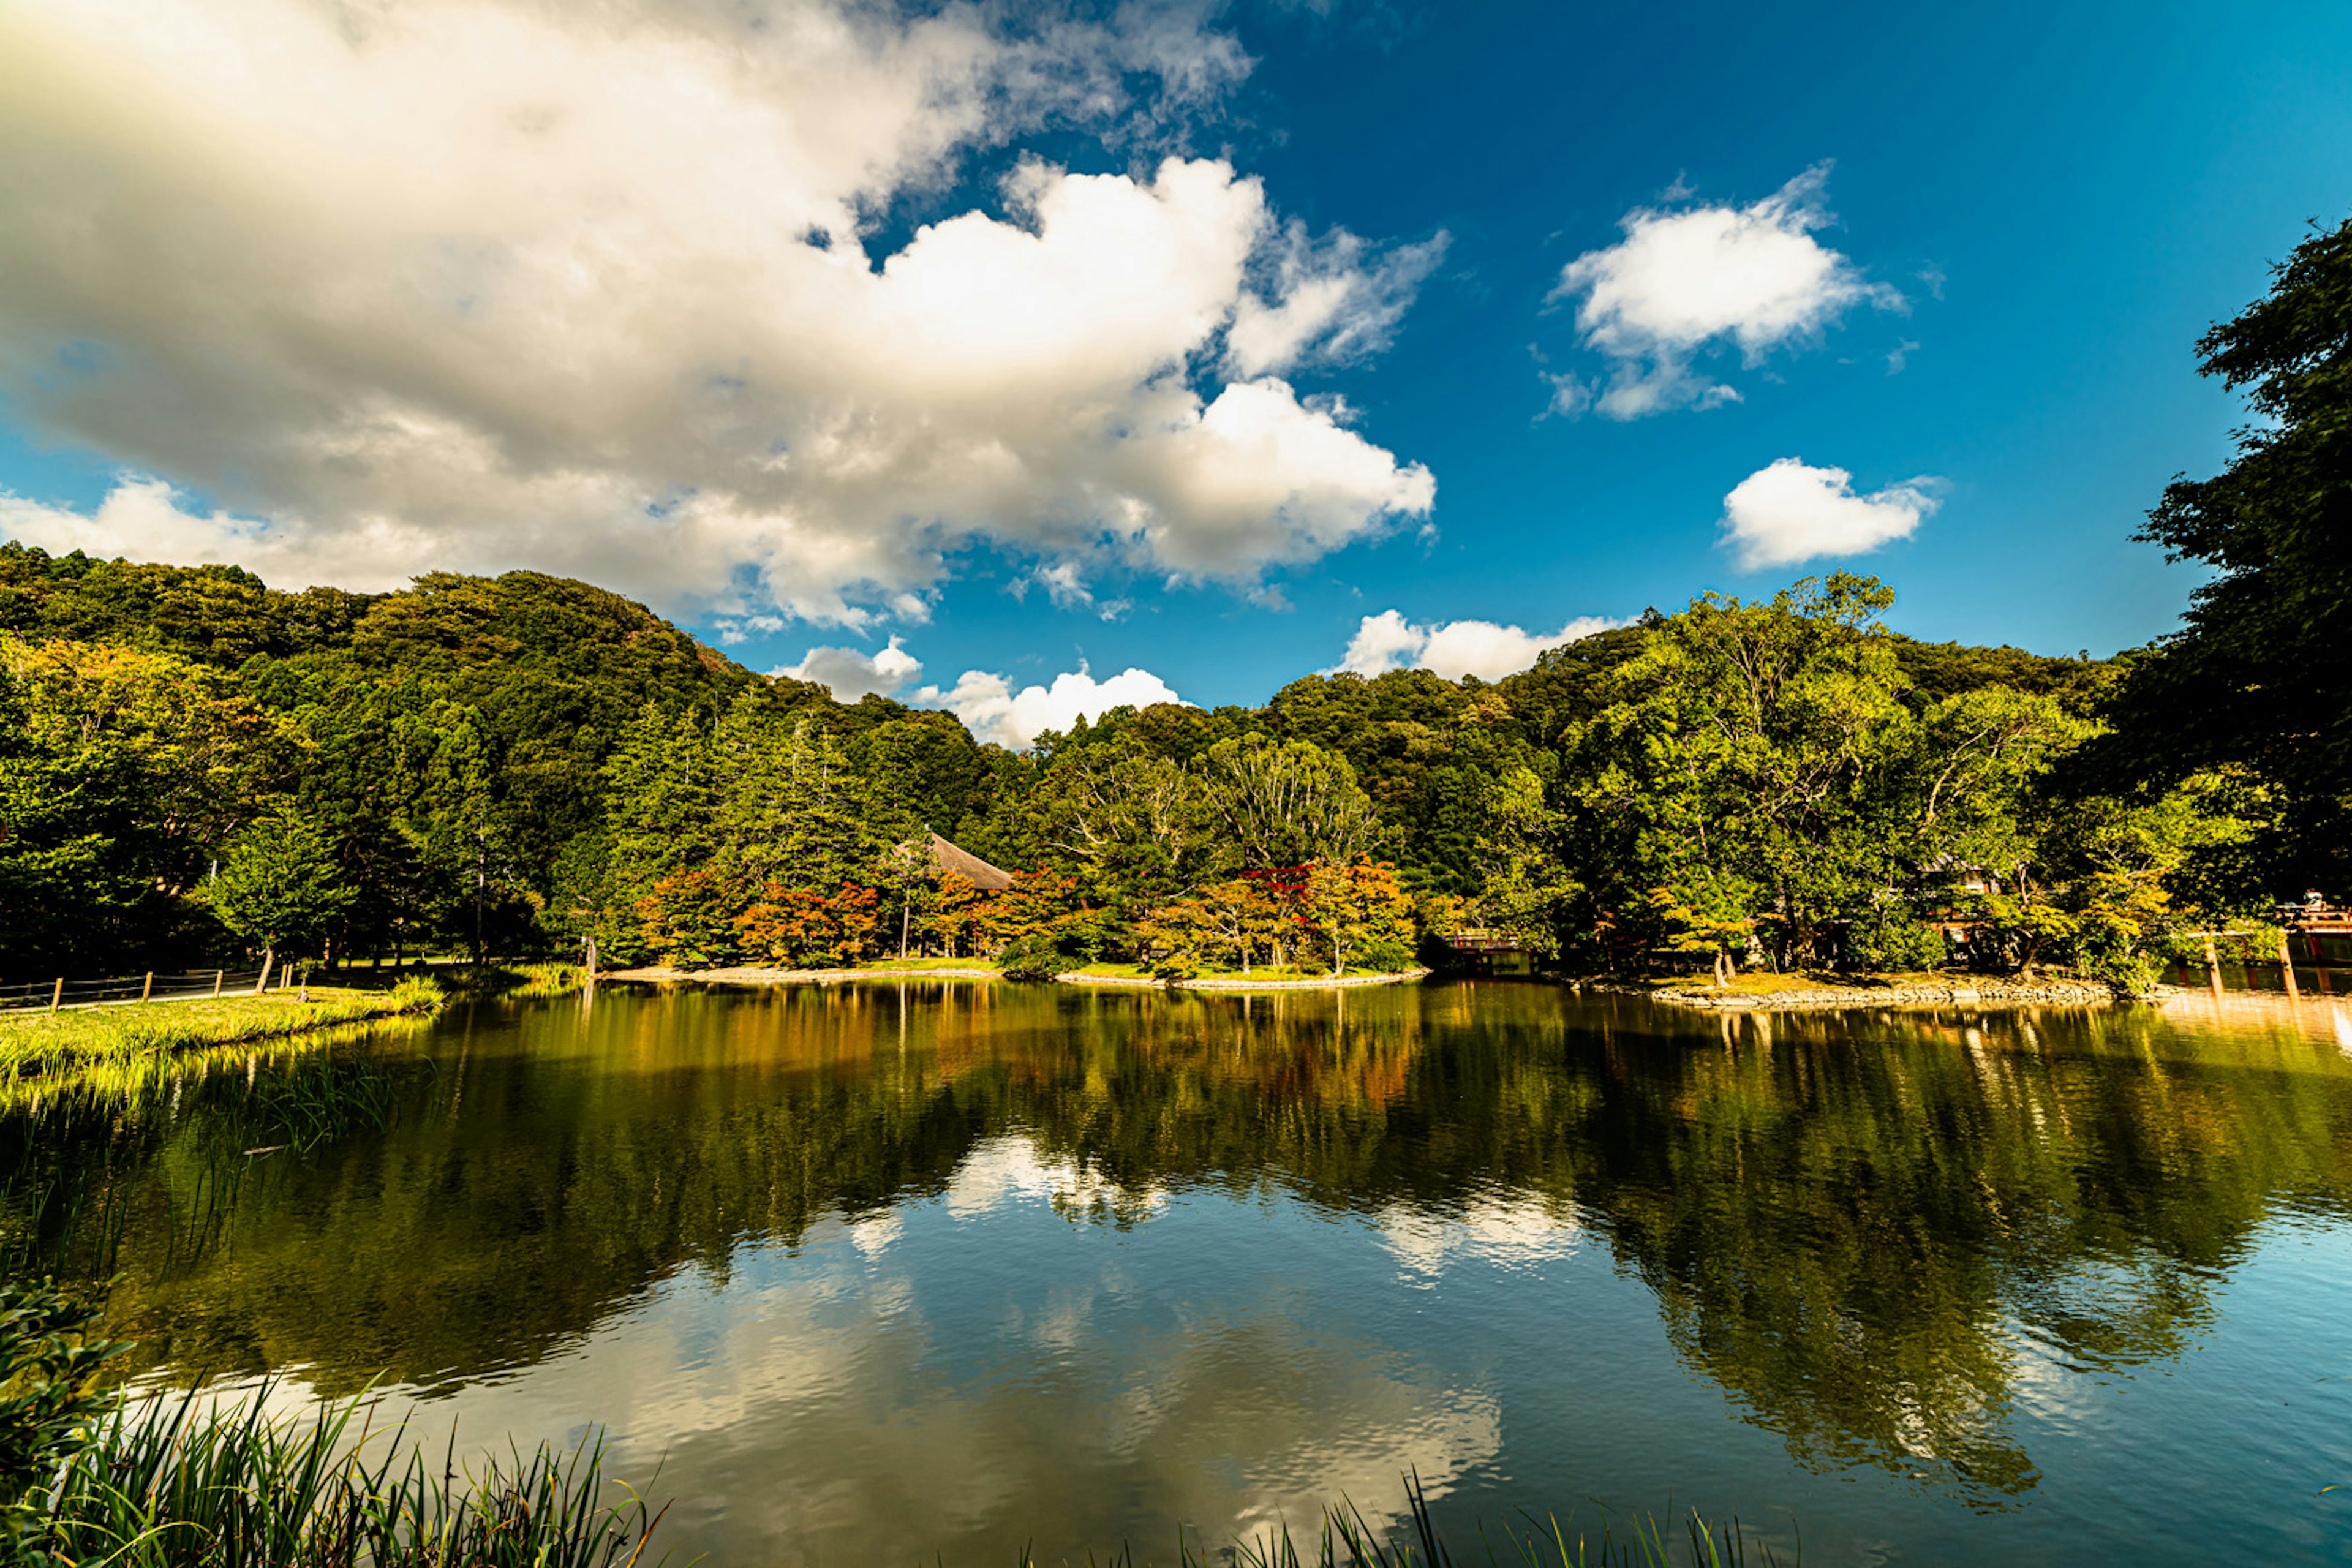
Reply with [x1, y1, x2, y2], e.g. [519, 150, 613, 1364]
[1567, 575, 1916, 968]
[2094, 215, 2352, 895]
[1300, 861, 1415, 976]
[209, 807, 356, 968]
[1470, 767, 1580, 957]
[1199, 734, 1379, 869]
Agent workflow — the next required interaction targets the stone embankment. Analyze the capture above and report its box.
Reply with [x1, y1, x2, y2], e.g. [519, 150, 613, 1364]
[1584, 977, 2120, 1012]
[601, 964, 1430, 991]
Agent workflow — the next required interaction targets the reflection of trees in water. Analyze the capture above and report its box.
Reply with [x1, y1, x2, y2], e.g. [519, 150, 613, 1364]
[8, 986, 2351, 1502]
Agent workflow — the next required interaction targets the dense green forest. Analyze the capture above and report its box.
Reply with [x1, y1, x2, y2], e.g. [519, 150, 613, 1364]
[3, 217, 2345, 988]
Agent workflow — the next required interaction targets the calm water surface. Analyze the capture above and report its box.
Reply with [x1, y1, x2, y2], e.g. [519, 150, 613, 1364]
[11, 981, 2352, 1564]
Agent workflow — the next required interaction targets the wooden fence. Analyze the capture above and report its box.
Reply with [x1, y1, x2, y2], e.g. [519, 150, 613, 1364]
[0, 966, 279, 1014]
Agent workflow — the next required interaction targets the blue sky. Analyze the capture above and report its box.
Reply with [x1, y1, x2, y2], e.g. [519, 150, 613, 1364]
[1, 0, 2347, 742]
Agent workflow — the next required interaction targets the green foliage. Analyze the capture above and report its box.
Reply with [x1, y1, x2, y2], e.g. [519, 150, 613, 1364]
[995, 933, 1063, 982]
[1840, 896, 1949, 973]
[0, 1279, 126, 1563]
[38, 1386, 665, 1568]
[0, 498, 2280, 991]
[2090, 214, 2352, 895]
[208, 808, 356, 960]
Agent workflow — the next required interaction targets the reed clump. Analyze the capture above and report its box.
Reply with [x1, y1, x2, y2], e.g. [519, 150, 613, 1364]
[2, 1280, 666, 1567]
[0, 981, 443, 1082]
[1079, 1475, 1789, 1568]
[35, 1391, 666, 1568]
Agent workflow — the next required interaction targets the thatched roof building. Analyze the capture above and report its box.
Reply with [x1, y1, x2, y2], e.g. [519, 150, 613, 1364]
[927, 831, 1015, 892]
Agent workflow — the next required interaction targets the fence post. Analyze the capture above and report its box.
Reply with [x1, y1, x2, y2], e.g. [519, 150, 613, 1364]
[214, 970, 224, 998]
[141, 971, 154, 1003]
[49, 978, 62, 1013]
[2203, 933, 2225, 999]
[2279, 929, 2301, 1003]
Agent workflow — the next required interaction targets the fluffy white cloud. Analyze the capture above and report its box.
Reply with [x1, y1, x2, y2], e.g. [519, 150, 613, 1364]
[1226, 223, 1449, 377]
[773, 636, 922, 700]
[1335, 609, 1615, 682]
[1548, 164, 1904, 418]
[917, 664, 1187, 748]
[1721, 458, 1941, 570]
[0, 478, 433, 590]
[0, 0, 1434, 622]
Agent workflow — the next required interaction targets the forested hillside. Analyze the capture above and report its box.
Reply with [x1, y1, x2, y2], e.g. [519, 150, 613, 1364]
[0, 542, 2256, 989]
[7, 213, 2345, 989]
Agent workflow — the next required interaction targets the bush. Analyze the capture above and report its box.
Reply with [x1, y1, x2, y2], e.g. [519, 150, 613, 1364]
[1357, 938, 1417, 974]
[0, 1279, 125, 1562]
[1150, 954, 1199, 984]
[995, 933, 1063, 982]
[1842, 899, 1950, 972]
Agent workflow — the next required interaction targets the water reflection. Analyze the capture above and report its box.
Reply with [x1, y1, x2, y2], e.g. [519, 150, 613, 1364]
[9, 983, 2352, 1558]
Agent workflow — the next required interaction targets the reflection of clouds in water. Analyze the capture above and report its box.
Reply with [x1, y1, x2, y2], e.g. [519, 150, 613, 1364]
[1375, 1196, 1578, 1286]
[946, 1134, 1170, 1225]
[2003, 1329, 2104, 1437]
[195, 1190, 1509, 1562]
[848, 1211, 902, 1257]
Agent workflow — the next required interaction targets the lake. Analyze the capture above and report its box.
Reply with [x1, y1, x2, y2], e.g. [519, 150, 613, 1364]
[10, 980, 2352, 1565]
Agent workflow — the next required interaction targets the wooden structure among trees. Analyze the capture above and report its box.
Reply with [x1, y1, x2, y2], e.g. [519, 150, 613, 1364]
[926, 832, 1014, 891]
[1442, 928, 1535, 976]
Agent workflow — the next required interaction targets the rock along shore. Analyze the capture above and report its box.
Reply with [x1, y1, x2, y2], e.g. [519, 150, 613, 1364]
[1579, 976, 2122, 1012]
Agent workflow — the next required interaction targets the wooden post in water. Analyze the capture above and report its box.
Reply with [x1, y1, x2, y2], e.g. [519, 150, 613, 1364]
[2203, 932, 2225, 998]
[140, 971, 153, 1003]
[2278, 929, 2302, 1002]
[49, 978, 62, 1013]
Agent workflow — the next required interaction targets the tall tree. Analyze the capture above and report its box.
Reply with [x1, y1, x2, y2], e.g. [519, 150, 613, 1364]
[209, 808, 356, 969]
[2095, 216, 2352, 894]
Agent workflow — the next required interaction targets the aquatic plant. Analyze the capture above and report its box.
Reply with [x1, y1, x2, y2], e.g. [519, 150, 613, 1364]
[1057, 1476, 1787, 1568]
[36, 1390, 667, 1568]
[0, 1282, 666, 1568]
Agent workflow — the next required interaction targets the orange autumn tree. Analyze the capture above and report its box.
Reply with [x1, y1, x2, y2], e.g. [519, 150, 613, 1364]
[736, 881, 881, 968]
[1300, 860, 1415, 977]
[924, 870, 990, 957]
[635, 869, 742, 967]
[979, 869, 1081, 951]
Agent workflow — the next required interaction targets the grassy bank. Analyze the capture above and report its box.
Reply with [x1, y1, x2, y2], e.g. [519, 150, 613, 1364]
[0, 979, 443, 1080]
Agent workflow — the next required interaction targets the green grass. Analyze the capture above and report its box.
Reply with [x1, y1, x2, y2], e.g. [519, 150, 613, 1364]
[0, 980, 443, 1080]
[32, 1387, 666, 1568]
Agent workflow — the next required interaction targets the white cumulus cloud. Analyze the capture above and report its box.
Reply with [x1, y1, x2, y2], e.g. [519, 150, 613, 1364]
[1335, 610, 1616, 682]
[1721, 458, 1941, 570]
[773, 636, 923, 700]
[0, 0, 1434, 622]
[917, 664, 1188, 749]
[1226, 223, 1449, 377]
[1547, 164, 1904, 418]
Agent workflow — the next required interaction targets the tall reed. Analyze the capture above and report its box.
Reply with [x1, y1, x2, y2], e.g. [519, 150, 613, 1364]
[1117, 1474, 1788, 1568]
[34, 1386, 666, 1568]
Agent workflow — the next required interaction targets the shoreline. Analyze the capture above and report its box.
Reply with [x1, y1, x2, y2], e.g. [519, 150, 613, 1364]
[600, 963, 1432, 992]
[1575, 976, 2124, 1012]
[0, 981, 445, 1080]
